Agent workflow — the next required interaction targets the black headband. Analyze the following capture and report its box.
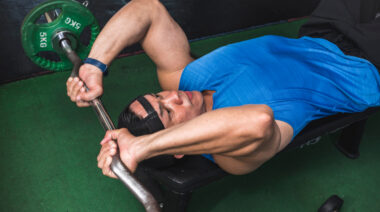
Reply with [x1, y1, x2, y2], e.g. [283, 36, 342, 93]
[136, 95, 165, 133]
[118, 95, 165, 136]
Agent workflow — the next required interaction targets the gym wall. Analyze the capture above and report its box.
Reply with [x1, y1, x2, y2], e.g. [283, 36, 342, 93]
[0, 0, 320, 84]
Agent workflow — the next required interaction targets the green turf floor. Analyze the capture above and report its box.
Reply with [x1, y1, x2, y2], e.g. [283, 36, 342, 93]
[1, 19, 380, 211]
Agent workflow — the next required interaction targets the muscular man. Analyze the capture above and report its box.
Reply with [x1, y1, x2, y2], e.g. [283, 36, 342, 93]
[66, 0, 380, 177]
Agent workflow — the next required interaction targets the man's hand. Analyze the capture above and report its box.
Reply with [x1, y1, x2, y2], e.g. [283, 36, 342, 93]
[66, 64, 103, 107]
[97, 128, 186, 179]
[98, 128, 141, 178]
[97, 139, 118, 179]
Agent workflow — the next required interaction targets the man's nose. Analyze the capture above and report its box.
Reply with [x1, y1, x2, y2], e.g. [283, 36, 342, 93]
[161, 91, 183, 105]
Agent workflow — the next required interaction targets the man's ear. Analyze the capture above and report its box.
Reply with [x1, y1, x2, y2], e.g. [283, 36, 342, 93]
[174, 154, 184, 159]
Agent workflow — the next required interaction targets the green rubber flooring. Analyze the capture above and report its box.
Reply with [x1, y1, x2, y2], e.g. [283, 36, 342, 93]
[1, 19, 380, 211]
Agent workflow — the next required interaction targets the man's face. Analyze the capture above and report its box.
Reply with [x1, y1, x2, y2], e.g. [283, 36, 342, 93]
[129, 90, 206, 128]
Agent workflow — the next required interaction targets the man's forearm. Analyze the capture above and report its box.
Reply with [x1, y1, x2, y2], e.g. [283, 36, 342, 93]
[87, 0, 192, 79]
[136, 105, 278, 159]
[87, 0, 153, 65]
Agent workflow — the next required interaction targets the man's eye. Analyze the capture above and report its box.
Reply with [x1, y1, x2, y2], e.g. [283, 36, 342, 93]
[151, 93, 160, 98]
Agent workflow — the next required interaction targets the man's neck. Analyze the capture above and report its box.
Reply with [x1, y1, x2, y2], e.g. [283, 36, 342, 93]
[202, 90, 215, 112]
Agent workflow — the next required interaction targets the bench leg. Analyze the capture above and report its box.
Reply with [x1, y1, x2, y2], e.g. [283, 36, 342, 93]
[163, 190, 192, 212]
[335, 119, 368, 159]
[134, 167, 166, 207]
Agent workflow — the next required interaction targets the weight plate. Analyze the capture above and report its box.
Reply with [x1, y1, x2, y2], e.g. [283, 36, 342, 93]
[21, 0, 100, 71]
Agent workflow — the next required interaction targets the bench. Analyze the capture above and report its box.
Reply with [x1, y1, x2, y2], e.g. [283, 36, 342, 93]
[134, 107, 379, 211]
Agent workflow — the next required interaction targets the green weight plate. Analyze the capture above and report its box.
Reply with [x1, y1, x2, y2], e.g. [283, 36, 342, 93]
[21, 0, 100, 71]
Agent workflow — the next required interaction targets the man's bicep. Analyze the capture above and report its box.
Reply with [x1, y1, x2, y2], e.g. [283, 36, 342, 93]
[137, 0, 193, 89]
[156, 68, 184, 90]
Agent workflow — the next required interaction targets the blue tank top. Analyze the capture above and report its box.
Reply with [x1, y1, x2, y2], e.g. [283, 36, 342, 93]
[179, 35, 380, 137]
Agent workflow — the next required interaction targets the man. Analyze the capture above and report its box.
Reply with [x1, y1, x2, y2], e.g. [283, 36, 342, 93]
[66, 0, 380, 178]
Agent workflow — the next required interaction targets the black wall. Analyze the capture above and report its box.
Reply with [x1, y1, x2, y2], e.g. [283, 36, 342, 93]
[0, 0, 320, 84]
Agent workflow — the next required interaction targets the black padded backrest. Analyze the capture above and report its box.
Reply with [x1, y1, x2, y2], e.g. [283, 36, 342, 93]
[285, 107, 380, 150]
